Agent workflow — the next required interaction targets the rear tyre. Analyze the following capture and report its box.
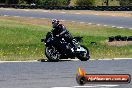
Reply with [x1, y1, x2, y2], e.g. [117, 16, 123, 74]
[77, 45, 90, 61]
[45, 46, 60, 62]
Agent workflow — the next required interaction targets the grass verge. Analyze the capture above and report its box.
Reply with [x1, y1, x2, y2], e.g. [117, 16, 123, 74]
[0, 16, 132, 61]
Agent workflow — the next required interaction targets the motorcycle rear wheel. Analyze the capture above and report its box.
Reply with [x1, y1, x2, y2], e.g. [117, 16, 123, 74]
[45, 46, 60, 62]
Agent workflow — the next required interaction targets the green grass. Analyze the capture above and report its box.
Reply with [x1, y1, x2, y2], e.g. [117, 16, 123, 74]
[68, 25, 132, 59]
[95, 0, 120, 6]
[70, 0, 120, 6]
[0, 16, 132, 61]
[0, 19, 50, 60]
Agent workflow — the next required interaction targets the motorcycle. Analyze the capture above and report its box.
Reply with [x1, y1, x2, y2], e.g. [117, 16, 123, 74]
[41, 32, 90, 62]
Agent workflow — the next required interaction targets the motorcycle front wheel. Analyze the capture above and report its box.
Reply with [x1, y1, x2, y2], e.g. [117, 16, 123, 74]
[77, 45, 90, 61]
[45, 46, 60, 62]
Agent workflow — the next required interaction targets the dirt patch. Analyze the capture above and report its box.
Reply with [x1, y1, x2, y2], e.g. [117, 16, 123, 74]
[0, 16, 98, 28]
[0, 16, 51, 26]
[106, 41, 132, 46]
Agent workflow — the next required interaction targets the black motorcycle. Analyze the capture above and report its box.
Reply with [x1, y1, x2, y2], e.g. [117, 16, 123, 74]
[41, 32, 90, 62]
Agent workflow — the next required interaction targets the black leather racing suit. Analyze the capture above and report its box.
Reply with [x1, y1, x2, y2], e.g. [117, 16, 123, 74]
[52, 24, 73, 51]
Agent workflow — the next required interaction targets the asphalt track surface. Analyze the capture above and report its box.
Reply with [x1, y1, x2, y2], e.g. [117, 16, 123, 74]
[0, 59, 132, 88]
[0, 8, 132, 29]
[0, 8, 132, 88]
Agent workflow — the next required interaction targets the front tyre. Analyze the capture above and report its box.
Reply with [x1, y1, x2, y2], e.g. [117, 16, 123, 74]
[78, 45, 90, 61]
[45, 46, 60, 62]
[76, 76, 87, 85]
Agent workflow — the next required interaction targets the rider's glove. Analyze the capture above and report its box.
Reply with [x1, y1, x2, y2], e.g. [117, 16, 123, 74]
[56, 35, 59, 37]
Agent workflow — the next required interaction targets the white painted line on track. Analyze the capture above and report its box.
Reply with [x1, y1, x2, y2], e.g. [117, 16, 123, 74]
[97, 59, 114, 60]
[117, 27, 124, 29]
[88, 23, 92, 25]
[93, 84, 119, 87]
[24, 10, 29, 11]
[42, 10, 49, 12]
[41, 18, 47, 19]
[96, 58, 132, 60]
[95, 14, 99, 15]
[0, 60, 38, 63]
[34, 10, 38, 12]
[90, 59, 96, 60]
[114, 58, 132, 60]
[80, 22, 85, 24]
[97, 24, 101, 26]
[51, 87, 73, 88]
[60, 59, 79, 61]
[52, 84, 119, 88]
[60, 20, 65, 22]
[120, 27, 124, 29]
[61, 12, 66, 14]
[4, 15, 8, 16]
[74, 86, 96, 87]
[112, 26, 116, 28]
[3, 9, 11, 11]
[71, 59, 79, 61]
[74, 84, 119, 87]
[103, 25, 108, 27]
[75, 13, 81, 14]
[0, 58, 131, 63]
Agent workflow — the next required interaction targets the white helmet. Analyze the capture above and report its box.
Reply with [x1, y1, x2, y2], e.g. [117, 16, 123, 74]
[52, 19, 60, 28]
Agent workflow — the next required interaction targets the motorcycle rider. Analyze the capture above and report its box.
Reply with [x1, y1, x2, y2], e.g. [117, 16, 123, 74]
[51, 19, 75, 51]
